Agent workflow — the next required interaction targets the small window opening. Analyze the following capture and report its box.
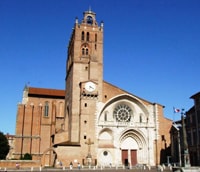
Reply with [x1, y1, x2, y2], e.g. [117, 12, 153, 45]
[103, 151, 108, 156]
[87, 32, 89, 41]
[139, 115, 142, 123]
[44, 101, 49, 117]
[104, 112, 108, 121]
[87, 16, 93, 25]
[82, 31, 85, 41]
[82, 48, 85, 55]
[86, 48, 89, 55]
[95, 34, 97, 42]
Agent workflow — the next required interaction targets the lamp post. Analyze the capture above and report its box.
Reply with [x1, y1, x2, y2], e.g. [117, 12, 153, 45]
[181, 109, 191, 167]
[177, 127, 182, 167]
[172, 123, 182, 167]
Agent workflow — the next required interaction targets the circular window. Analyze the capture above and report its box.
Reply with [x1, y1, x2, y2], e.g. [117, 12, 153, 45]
[103, 151, 108, 156]
[113, 104, 132, 122]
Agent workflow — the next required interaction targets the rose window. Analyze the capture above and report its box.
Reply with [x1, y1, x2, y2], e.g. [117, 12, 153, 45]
[113, 104, 132, 122]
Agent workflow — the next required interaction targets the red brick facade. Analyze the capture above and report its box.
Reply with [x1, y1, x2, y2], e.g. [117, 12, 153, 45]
[12, 10, 172, 168]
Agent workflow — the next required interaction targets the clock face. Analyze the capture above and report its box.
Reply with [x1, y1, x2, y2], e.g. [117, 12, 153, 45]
[85, 82, 96, 92]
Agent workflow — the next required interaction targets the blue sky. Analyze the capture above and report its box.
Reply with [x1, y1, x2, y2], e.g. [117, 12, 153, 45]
[0, 0, 200, 134]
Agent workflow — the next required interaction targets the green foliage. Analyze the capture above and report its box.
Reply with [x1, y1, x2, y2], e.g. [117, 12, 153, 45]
[21, 153, 32, 160]
[0, 131, 10, 160]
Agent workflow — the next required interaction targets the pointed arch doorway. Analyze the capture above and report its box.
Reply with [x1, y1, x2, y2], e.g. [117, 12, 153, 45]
[41, 148, 57, 167]
[121, 137, 138, 166]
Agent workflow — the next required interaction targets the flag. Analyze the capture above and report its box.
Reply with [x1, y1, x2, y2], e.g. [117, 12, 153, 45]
[173, 107, 180, 113]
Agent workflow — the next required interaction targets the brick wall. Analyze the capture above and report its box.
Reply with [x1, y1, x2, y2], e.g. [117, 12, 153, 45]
[0, 160, 40, 168]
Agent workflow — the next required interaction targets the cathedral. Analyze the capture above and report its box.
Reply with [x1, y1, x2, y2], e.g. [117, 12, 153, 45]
[14, 10, 172, 168]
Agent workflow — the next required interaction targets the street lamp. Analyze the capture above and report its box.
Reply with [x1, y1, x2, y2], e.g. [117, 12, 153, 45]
[181, 109, 191, 167]
[172, 123, 182, 167]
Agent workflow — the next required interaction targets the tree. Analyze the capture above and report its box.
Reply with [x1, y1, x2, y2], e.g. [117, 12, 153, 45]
[0, 131, 9, 159]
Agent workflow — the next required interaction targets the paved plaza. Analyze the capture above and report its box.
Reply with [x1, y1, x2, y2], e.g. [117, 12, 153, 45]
[0, 166, 172, 172]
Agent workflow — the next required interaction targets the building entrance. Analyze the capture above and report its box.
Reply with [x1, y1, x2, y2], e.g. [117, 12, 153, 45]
[121, 149, 137, 166]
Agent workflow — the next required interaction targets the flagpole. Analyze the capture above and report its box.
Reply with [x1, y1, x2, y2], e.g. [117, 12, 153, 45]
[173, 107, 176, 123]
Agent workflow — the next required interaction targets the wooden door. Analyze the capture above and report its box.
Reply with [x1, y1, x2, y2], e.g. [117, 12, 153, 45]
[122, 149, 128, 166]
[131, 149, 137, 165]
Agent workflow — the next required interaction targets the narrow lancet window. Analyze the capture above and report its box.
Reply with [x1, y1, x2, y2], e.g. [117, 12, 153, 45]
[95, 34, 97, 42]
[87, 32, 89, 41]
[44, 101, 49, 117]
[104, 111, 108, 121]
[82, 31, 85, 41]
[139, 114, 142, 123]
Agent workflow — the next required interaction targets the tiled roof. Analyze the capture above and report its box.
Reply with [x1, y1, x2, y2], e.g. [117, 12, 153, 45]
[28, 87, 65, 98]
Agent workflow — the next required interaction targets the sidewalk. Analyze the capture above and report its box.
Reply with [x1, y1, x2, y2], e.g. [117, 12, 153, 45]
[0, 166, 172, 172]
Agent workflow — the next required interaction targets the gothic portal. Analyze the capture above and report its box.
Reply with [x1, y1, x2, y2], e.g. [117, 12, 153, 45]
[14, 10, 172, 167]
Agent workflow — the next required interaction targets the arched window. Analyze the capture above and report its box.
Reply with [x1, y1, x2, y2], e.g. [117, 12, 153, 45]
[81, 44, 89, 56]
[82, 48, 85, 55]
[87, 16, 93, 25]
[139, 114, 142, 123]
[104, 111, 108, 121]
[86, 32, 89, 41]
[86, 48, 88, 55]
[44, 101, 49, 117]
[82, 31, 85, 41]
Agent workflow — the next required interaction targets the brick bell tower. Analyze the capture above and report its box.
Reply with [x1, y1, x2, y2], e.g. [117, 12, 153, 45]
[64, 9, 104, 156]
